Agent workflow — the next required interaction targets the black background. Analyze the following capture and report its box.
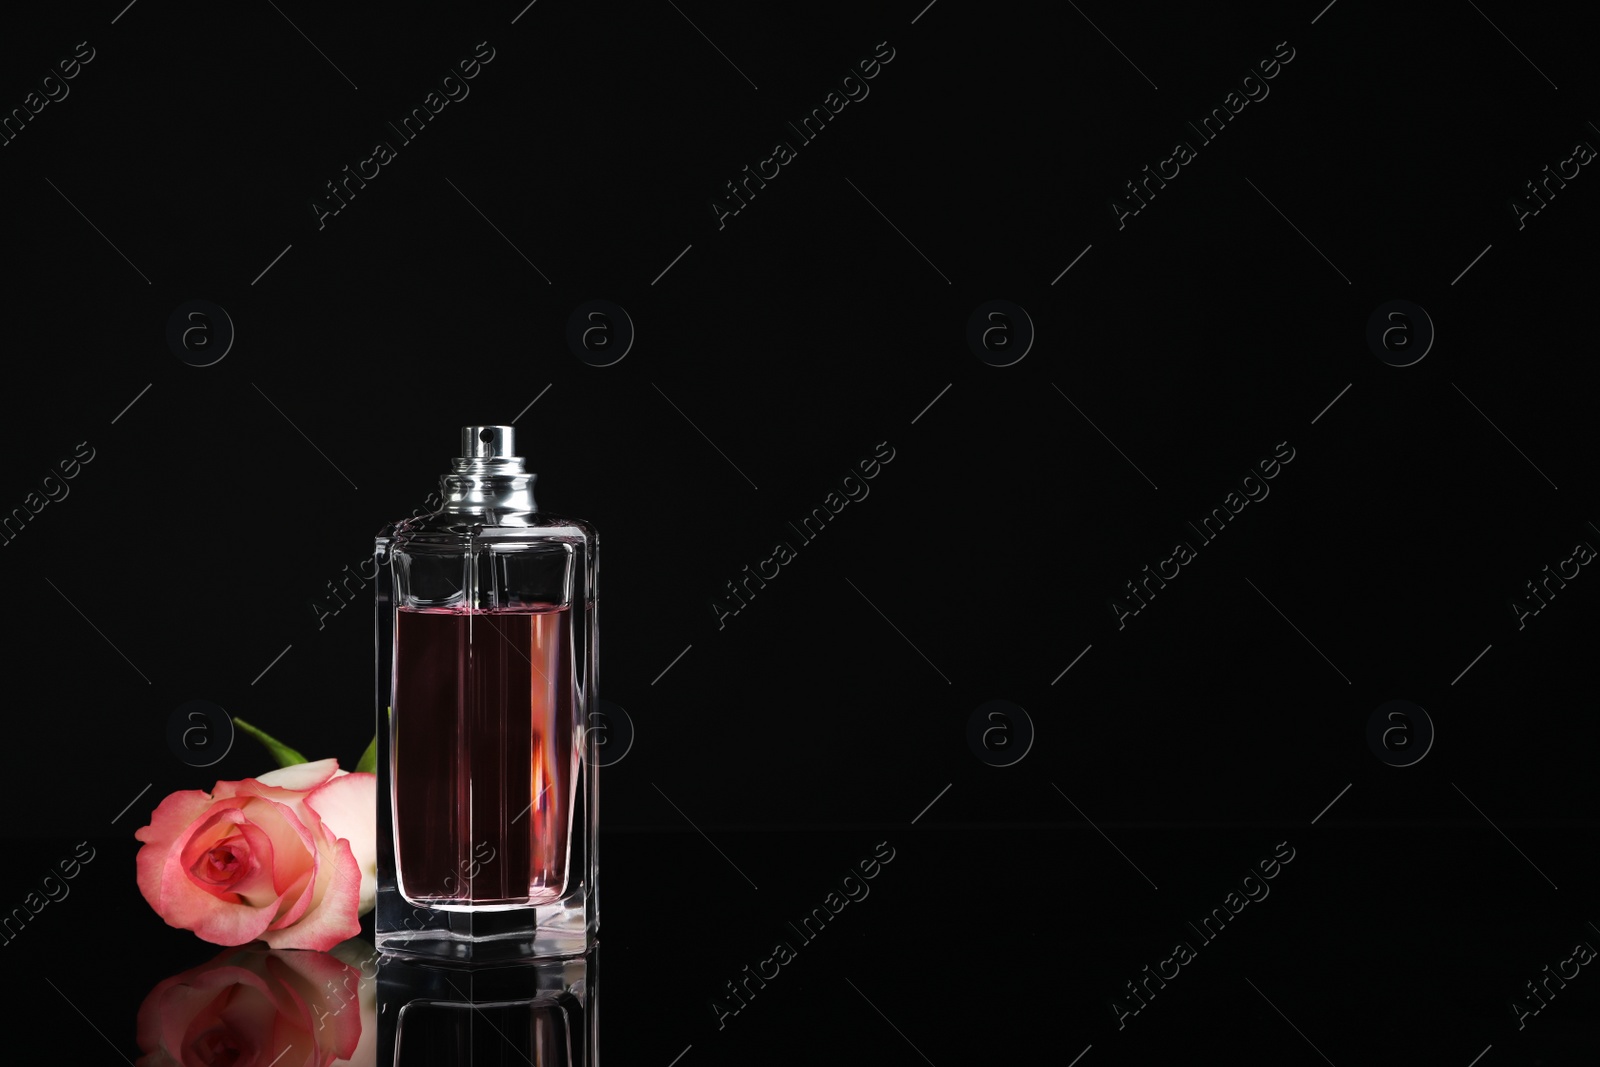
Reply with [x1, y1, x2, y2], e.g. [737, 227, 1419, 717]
[2, 0, 1597, 1063]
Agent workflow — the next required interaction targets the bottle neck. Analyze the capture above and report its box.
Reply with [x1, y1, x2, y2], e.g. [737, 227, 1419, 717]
[439, 463, 537, 515]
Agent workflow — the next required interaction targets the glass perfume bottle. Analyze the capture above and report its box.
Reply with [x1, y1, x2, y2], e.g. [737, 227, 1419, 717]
[375, 425, 598, 961]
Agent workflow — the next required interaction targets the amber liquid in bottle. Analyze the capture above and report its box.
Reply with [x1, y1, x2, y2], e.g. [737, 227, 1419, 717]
[392, 603, 573, 908]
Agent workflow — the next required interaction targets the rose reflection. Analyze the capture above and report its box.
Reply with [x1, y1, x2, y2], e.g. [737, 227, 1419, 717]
[136, 938, 377, 1067]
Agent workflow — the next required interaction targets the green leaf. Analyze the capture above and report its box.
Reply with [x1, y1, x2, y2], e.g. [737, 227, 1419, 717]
[353, 707, 389, 774]
[355, 732, 378, 774]
[232, 717, 309, 769]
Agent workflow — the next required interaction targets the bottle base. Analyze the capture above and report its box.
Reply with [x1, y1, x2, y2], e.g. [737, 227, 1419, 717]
[376, 885, 595, 963]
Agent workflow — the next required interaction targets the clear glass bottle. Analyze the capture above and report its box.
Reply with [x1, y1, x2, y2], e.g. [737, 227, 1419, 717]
[374, 425, 598, 961]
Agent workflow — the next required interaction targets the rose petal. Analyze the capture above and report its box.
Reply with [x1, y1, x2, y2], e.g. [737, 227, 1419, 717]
[185, 829, 256, 890]
[306, 772, 378, 915]
[254, 758, 342, 792]
[267, 860, 317, 933]
[227, 821, 280, 904]
[234, 796, 317, 902]
[237, 797, 321, 932]
[136, 789, 225, 914]
[177, 809, 258, 897]
[160, 856, 275, 947]
[260, 835, 362, 951]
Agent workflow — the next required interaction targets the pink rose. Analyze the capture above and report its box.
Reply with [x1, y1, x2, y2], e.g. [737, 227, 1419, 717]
[135, 942, 372, 1067]
[135, 759, 377, 951]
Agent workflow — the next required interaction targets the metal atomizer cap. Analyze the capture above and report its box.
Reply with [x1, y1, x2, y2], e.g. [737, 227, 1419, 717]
[439, 425, 537, 515]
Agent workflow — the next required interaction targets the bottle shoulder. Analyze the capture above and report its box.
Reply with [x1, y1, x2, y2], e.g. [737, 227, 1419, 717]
[376, 510, 596, 545]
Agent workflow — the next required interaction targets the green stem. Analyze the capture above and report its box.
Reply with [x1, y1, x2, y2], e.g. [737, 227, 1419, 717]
[232, 717, 309, 769]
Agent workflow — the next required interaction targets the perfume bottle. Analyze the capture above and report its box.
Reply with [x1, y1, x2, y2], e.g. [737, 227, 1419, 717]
[375, 425, 598, 961]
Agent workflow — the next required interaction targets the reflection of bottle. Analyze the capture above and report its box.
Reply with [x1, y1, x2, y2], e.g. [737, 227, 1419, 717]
[378, 948, 598, 1067]
[376, 426, 599, 961]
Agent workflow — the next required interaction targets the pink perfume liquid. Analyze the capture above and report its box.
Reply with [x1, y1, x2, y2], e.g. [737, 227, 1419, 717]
[393, 604, 573, 907]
